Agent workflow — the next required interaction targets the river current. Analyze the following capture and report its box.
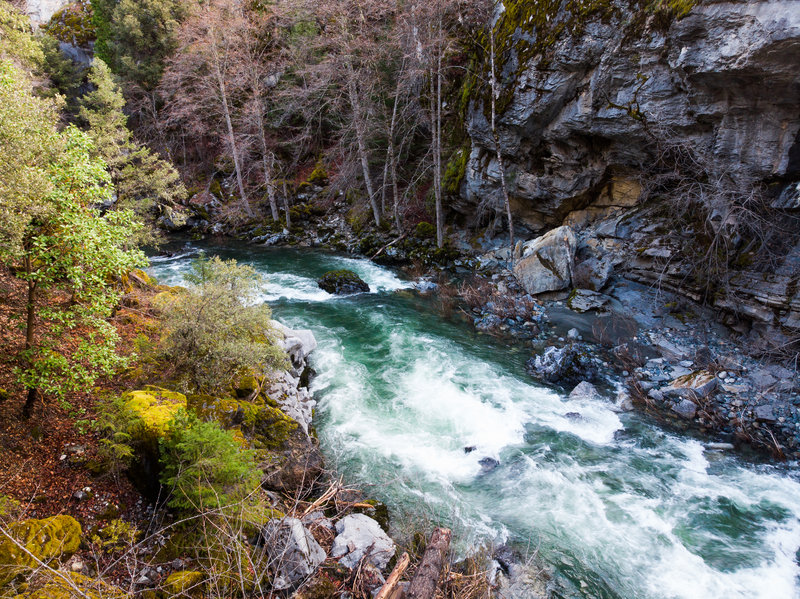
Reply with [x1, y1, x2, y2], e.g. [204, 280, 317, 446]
[148, 241, 800, 599]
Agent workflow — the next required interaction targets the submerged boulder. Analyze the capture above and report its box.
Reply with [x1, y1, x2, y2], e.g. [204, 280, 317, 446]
[526, 344, 598, 384]
[317, 270, 369, 294]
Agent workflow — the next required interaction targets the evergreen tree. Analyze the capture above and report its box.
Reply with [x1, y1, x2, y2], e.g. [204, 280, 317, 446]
[80, 58, 186, 225]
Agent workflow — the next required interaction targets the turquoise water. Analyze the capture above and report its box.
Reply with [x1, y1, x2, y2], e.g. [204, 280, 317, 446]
[149, 241, 800, 599]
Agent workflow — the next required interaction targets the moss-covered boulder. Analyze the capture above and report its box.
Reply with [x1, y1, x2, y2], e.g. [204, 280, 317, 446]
[317, 270, 369, 295]
[123, 386, 187, 439]
[122, 386, 187, 498]
[13, 572, 125, 599]
[0, 516, 81, 586]
[162, 570, 204, 597]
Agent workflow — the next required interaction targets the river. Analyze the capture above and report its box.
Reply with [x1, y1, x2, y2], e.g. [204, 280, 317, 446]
[148, 241, 800, 599]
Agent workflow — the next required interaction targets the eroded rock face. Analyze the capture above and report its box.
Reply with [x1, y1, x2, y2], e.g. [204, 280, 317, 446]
[461, 0, 800, 345]
[463, 1, 800, 233]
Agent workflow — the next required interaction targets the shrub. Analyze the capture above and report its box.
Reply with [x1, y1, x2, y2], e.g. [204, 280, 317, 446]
[159, 410, 262, 512]
[159, 253, 286, 394]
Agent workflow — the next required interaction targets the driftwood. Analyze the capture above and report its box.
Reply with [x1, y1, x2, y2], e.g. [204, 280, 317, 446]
[371, 232, 408, 260]
[404, 528, 452, 599]
[375, 552, 410, 599]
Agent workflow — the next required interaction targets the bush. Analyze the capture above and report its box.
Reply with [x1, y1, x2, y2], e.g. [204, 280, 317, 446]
[159, 410, 262, 512]
[159, 253, 286, 394]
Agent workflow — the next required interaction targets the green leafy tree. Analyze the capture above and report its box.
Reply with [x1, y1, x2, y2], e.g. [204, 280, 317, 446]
[159, 254, 286, 394]
[80, 58, 186, 228]
[0, 59, 146, 417]
[159, 410, 262, 512]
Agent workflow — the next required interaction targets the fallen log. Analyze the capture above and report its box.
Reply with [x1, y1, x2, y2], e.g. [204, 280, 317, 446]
[375, 552, 410, 599]
[404, 528, 451, 599]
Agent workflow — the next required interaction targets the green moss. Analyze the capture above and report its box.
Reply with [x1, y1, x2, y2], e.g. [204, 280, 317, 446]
[0, 516, 82, 585]
[243, 405, 298, 450]
[307, 161, 328, 185]
[122, 387, 187, 438]
[413, 222, 436, 240]
[42, 0, 95, 46]
[13, 572, 124, 599]
[443, 146, 470, 196]
[163, 571, 204, 597]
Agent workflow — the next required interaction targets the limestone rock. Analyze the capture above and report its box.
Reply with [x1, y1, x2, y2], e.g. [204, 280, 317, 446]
[572, 257, 613, 291]
[512, 226, 577, 295]
[526, 344, 597, 384]
[260, 517, 326, 590]
[330, 514, 395, 570]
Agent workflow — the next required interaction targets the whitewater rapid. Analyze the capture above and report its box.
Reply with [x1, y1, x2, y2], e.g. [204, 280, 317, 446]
[149, 243, 800, 599]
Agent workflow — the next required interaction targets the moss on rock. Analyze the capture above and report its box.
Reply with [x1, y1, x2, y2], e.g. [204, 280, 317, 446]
[163, 570, 204, 597]
[122, 386, 187, 439]
[13, 572, 125, 599]
[0, 516, 82, 585]
[317, 270, 370, 294]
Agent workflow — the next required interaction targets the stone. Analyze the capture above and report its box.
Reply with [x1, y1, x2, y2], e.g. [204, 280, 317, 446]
[650, 334, 690, 362]
[749, 370, 778, 390]
[672, 399, 697, 420]
[663, 371, 718, 400]
[479, 457, 500, 472]
[331, 514, 395, 570]
[317, 270, 369, 294]
[259, 517, 326, 590]
[567, 289, 610, 313]
[567, 328, 581, 340]
[568, 381, 602, 402]
[572, 257, 613, 291]
[512, 226, 577, 295]
[526, 344, 597, 384]
[754, 405, 777, 423]
[0, 515, 82, 585]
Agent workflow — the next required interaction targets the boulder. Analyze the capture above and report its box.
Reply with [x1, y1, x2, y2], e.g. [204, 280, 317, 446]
[259, 517, 326, 590]
[567, 289, 610, 313]
[526, 344, 597, 384]
[662, 371, 718, 400]
[317, 270, 369, 294]
[568, 381, 602, 402]
[512, 226, 577, 295]
[330, 514, 395, 570]
[0, 515, 82, 585]
[671, 399, 697, 420]
[271, 321, 318, 367]
[572, 257, 613, 291]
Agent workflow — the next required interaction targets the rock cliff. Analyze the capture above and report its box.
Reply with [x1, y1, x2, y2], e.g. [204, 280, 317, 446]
[461, 0, 800, 349]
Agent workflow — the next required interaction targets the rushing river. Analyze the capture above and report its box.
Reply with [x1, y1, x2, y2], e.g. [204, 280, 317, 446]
[149, 241, 800, 599]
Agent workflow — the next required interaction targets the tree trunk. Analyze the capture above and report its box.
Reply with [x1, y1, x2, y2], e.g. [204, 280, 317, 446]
[256, 108, 280, 221]
[346, 61, 381, 227]
[22, 256, 38, 419]
[282, 180, 291, 229]
[211, 31, 253, 218]
[490, 29, 514, 249]
[405, 528, 451, 599]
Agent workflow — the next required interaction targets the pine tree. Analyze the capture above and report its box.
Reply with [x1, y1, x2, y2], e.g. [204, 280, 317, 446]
[80, 58, 186, 223]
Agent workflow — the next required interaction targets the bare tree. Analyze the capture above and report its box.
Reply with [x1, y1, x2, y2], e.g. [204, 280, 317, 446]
[159, 0, 254, 217]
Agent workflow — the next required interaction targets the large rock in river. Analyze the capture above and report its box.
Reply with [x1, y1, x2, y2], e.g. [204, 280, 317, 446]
[317, 270, 370, 294]
[330, 514, 395, 570]
[512, 226, 577, 295]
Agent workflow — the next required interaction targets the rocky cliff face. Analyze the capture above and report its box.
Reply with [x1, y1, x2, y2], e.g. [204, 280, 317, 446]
[462, 0, 800, 350]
